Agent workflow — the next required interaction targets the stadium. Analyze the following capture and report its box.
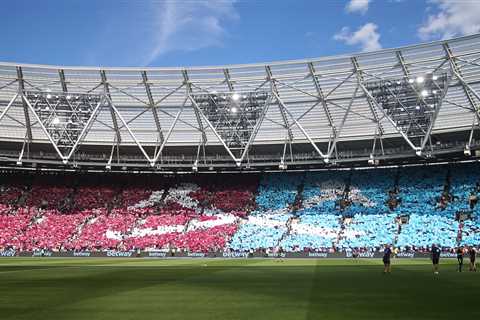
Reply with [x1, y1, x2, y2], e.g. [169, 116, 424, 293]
[1, 13, 480, 320]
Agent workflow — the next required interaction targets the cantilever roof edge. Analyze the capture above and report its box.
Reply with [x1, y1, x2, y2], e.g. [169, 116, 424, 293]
[0, 33, 479, 72]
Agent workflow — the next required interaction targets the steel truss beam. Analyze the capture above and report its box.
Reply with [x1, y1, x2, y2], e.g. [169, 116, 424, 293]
[151, 93, 189, 165]
[272, 89, 327, 160]
[327, 86, 359, 157]
[222, 67, 271, 165]
[105, 96, 152, 164]
[100, 70, 122, 144]
[142, 71, 165, 154]
[183, 70, 207, 145]
[265, 66, 294, 142]
[444, 43, 480, 124]
[396, 51, 447, 152]
[308, 62, 336, 134]
[16, 67, 32, 141]
[58, 69, 68, 93]
[21, 93, 106, 163]
[357, 81, 420, 152]
[64, 97, 105, 161]
[17, 133, 28, 164]
[22, 96, 67, 162]
[467, 115, 478, 150]
[353, 55, 446, 154]
[223, 68, 235, 92]
[188, 94, 240, 165]
[351, 57, 384, 135]
[238, 94, 273, 164]
[0, 94, 19, 123]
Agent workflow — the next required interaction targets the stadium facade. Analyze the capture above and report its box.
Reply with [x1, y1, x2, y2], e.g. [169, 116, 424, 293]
[0, 34, 479, 172]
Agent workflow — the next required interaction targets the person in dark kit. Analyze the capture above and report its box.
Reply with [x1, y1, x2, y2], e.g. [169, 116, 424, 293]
[383, 244, 392, 274]
[468, 246, 477, 272]
[431, 244, 441, 274]
[456, 246, 464, 272]
[469, 192, 478, 210]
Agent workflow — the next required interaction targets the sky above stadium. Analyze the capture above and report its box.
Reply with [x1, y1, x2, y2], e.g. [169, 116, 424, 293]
[1, 0, 480, 67]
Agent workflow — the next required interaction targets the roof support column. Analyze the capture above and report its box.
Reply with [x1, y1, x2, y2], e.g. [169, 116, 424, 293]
[16, 67, 32, 141]
[141, 71, 164, 146]
[444, 43, 480, 123]
[100, 70, 122, 144]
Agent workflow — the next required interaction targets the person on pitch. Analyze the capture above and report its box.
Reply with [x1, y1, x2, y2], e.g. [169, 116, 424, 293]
[431, 243, 441, 274]
[383, 244, 392, 274]
[456, 246, 464, 272]
[468, 246, 477, 272]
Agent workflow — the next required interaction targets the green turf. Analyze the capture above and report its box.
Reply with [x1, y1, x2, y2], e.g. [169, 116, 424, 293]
[0, 258, 478, 320]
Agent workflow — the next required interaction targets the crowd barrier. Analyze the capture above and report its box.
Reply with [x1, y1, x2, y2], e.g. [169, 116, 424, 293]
[0, 250, 460, 259]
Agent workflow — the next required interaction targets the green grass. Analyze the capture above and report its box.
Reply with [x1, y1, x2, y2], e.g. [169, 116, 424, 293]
[0, 258, 478, 320]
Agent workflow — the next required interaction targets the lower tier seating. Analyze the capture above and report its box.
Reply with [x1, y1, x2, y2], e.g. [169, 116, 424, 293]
[0, 163, 478, 252]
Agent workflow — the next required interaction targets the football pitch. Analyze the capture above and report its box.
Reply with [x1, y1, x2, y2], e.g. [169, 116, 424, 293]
[0, 258, 478, 320]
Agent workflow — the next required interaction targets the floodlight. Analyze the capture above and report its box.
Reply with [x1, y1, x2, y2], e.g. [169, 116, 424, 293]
[52, 117, 60, 125]
[231, 93, 240, 101]
[421, 90, 429, 97]
[416, 76, 425, 84]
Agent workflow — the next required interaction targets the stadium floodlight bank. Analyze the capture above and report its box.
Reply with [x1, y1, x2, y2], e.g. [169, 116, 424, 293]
[1, 34, 480, 172]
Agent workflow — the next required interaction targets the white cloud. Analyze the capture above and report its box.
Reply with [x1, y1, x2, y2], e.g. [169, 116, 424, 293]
[144, 0, 239, 64]
[334, 23, 382, 52]
[418, 0, 480, 40]
[346, 0, 371, 15]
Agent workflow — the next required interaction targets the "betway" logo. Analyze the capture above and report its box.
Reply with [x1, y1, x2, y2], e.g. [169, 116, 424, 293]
[73, 251, 91, 257]
[308, 252, 328, 258]
[106, 251, 133, 257]
[0, 250, 15, 257]
[346, 252, 375, 258]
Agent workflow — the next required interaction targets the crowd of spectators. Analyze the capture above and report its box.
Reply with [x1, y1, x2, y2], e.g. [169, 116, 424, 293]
[0, 163, 479, 253]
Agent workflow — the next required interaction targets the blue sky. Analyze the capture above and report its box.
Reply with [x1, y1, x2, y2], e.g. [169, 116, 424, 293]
[1, 0, 479, 67]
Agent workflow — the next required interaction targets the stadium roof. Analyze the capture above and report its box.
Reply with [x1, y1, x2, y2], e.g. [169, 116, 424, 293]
[0, 34, 479, 172]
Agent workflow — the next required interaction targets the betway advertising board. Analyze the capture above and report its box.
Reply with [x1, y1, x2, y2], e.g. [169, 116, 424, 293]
[2, 251, 461, 259]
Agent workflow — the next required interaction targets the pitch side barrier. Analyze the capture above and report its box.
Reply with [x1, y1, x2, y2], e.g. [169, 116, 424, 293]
[0, 250, 460, 259]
